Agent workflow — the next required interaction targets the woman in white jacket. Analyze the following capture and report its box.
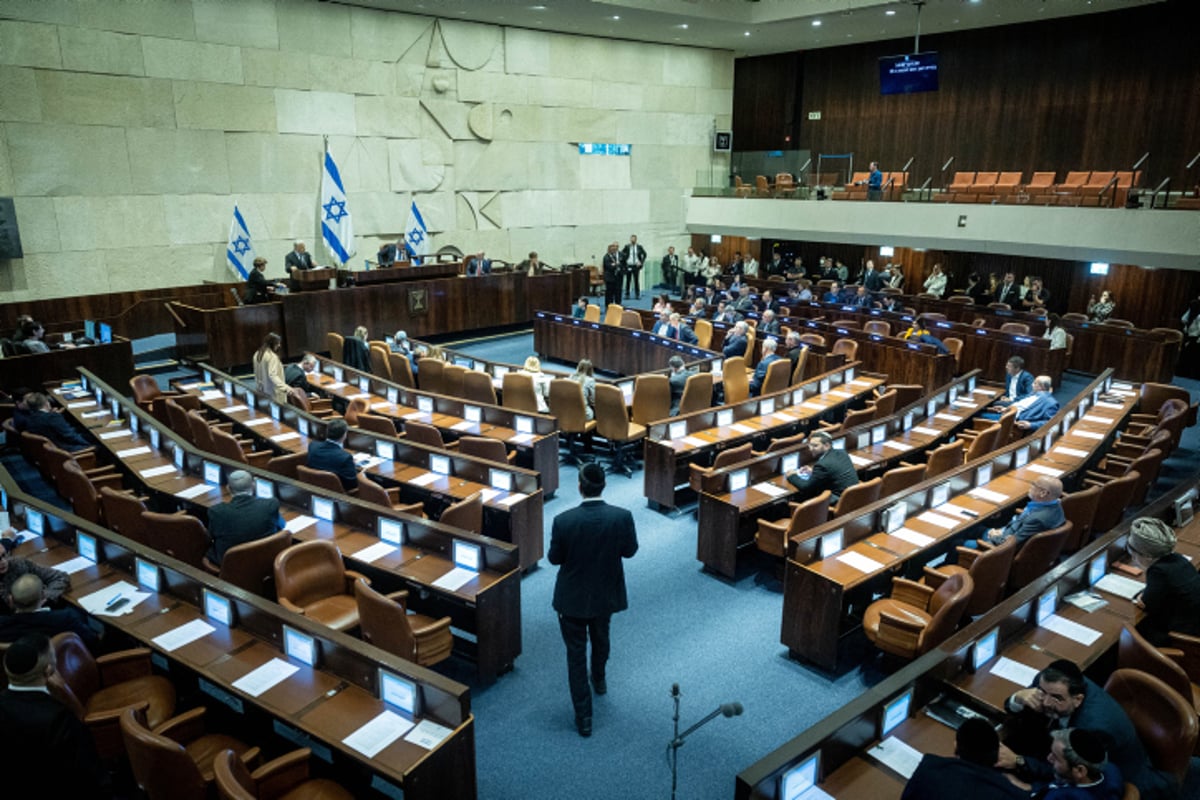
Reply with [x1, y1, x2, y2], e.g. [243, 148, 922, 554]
[923, 263, 948, 298]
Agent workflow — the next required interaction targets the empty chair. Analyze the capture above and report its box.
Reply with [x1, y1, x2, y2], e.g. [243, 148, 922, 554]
[677, 372, 714, 416]
[462, 370, 497, 405]
[129, 375, 186, 425]
[594, 383, 647, 476]
[501, 372, 540, 413]
[404, 419, 455, 450]
[722, 356, 749, 404]
[999, 322, 1030, 335]
[755, 174, 770, 196]
[356, 473, 425, 517]
[1059, 484, 1102, 552]
[274, 540, 369, 631]
[549, 378, 595, 465]
[863, 572, 974, 660]
[830, 338, 858, 362]
[286, 387, 334, 417]
[992, 171, 1022, 196]
[416, 358, 444, 394]
[921, 440, 965, 480]
[790, 347, 809, 384]
[830, 320, 860, 330]
[341, 397, 371, 427]
[837, 405, 877, 430]
[1117, 624, 1200, 713]
[832, 476, 882, 517]
[927, 535, 1017, 617]
[583, 304, 601, 323]
[58, 460, 122, 525]
[1085, 448, 1165, 508]
[355, 413, 396, 436]
[1055, 171, 1091, 195]
[631, 375, 671, 426]
[265, 450, 306, 480]
[947, 172, 975, 193]
[213, 747, 353, 800]
[1104, 669, 1199, 788]
[689, 442, 753, 494]
[218, 530, 292, 599]
[755, 491, 831, 558]
[51, 631, 177, 758]
[99, 486, 151, 545]
[141, 510, 210, 569]
[619, 310, 643, 330]
[871, 389, 898, 418]
[368, 346, 392, 381]
[694, 318, 713, 350]
[388, 352, 416, 388]
[603, 304, 624, 326]
[863, 320, 890, 336]
[325, 332, 344, 358]
[458, 435, 516, 464]
[211, 426, 272, 468]
[441, 364, 468, 397]
[295, 465, 349, 496]
[439, 491, 483, 534]
[963, 424, 1001, 463]
[943, 337, 963, 368]
[880, 463, 926, 497]
[1062, 312, 1088, 322]
[1024, 171, 1056, 195]
[1105, 318, 1135, 327]
[121, 706, 259, 800]
[355, 582, 454, 667]
[1090, 471, 1141, 535]
[1138, 382, 1196, 424]
[1006, 521, 1072, 593]
[798, 333, 826, 348]
[760, 359, 792, 397]
[968, 171, 999, 194]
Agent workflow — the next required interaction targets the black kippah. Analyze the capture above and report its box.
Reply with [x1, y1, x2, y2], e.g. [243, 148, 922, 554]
[4, 635, 41, 675]
[1069, 729, 1107, 765]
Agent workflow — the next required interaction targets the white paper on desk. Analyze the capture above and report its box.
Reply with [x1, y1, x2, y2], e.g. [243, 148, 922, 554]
[754, 482, 790, 497]
[937, 503, 976, 519]
[868, 736, 923, 779]
[953, 400, 978, 409]
[990, 656, 1040, 687]
[916, 511, 959, 529]
[177, 382, 202, 391]
[829, 390, 854, 399]
[1112, 382, 1133, 391]
[1081, 415, 1113, 425]
[371, 401, 392, 411]
[1095, 401, 1124, 410]
[771, 412, 795, 423]
[934, 413, 963, 422]
[1094, 573, 1144, 600]
[497, 492, 526, 507]
[175, 483, 213, 500]
[881, 440, 910, 451]
[345, 392, 369, 401]
[508, 432, 535, 444]
[892, 528, 934, 547]
[139, 465, 176, 478]
[344, 710, 414, 759]
[80, 582, 150, 617]
[681, 436, 707, 448]
[848, 454, 871, 467]
[56, 556, 95, 575]
[1054, 446, 1090, 459]
[402, 410, 428, 421]
[270, 432, 301, 442]
[836, 551, 883, 574]
[232, 658, 299, 697]
[1042, 614, 1102, 646]
[285, 515, 317, 533]
[799, 402, 826, 412]
[410, 472, 439, 487]
[152, 619, 216, 652]
[1111, 389, 1136, 397]
[910, 426, 940, 436]
[405, 719, 454, 750]
[242, 417, 274, 427]
[730, 423, 754, 434]
[1027, 464, 1064, 477]
[116, 446, 152, 459]
[966, 487, 1005, 504]
[433, 566, 477, 592]
[13, 530, 39, 544]
[1070, 430, 1104, 440]
[67, 401, 97, 409]
[353, 455, 384, 471]
[353, 541, 398, 564]
[221, 404, 248, 413]
[326, 382, 347, 390]
[81, 410, 110, 418]
[199, 390, 224, 401]
[98, 429, 132, 440]
[477, 488, 502, 503]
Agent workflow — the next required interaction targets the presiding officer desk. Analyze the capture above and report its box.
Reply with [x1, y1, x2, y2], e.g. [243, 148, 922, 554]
[59, 370, 523, 683]
[174, 363, 545, 572]
[694, 370, 998, 578]
[0, 470, 478, 800]
[735, 477, 1200, 800]
[532, 311, 721, 377]
[339, 261, 462, 286]
[782, 370, 1137, 670]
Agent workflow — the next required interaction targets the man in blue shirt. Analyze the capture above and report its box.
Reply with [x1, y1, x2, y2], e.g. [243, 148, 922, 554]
[1013, 375, 1060, 432]
[986, 476, 1064, 546]
[867, 161, 883, 201]
[822, 281, 843, 304]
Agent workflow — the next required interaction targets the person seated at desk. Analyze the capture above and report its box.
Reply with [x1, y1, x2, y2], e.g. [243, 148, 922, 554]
[0, 534, 70, 614]
[671, 313, 698, 345]
[731, 285, 756, 315]
[651, 294, 672, 314]
[0, 574, 98, 650]
[851, 285, 873, 309]
[687, 297, 708, 319]
[784, 331, 807, 373]
[284, 353, 319, 390]
[749, 337, 782, 397]
[822, 281, 844, 304]
[758, 309, 782, 335]
[10, 389, 35, 432]
[521, 356, 553, 414]
[466, 251, 491, 276]
[923, 263, 948, 298]
[996, 659, 1172, 800]
[1022, 277, 1050, 309]
[795, 280, 815, 302]
[1020, 728, 1125, 800]
[389, 330, 420, 377]
[651, 311, 675, 338]
[1013, 375, 1059, 431]
[377, 239, 401, 268]
[0, 634, 112, 797]
[902, 717, 1028, 800]
[571, 296, 589, 319]
[1044, 313, 1068, 350]
[569, 359, 596, 420]
[516, 250, 543, 274]
[879, 295, 902, 313]
[243, 256, 273, 304]
[206, 470, 286, 566]
[342, 325, 371, 372]
[785, 431, 859, 505]
[984, 476, 1064, 547]
[722, 321, 749, 359]
[17, 320, 51, 353]
[760, 289, 781, 315]
[990, 356, 1035, 409]
[1126, 517, 1200, 646]
[900, 317, 952, 355]
[284, 240, 315, 278]
[712, 300, 741, 325]
[667, 356, 694, 416]
[22, 393, 91, 453]
[306, 418, 359, 491]
[743, 253, 759, 278]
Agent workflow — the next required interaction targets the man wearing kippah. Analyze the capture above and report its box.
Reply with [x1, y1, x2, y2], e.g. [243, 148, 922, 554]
[1038, 728, 1124, 799]
[1127, 516, 1200, 645]
[548, 463, 639, 738]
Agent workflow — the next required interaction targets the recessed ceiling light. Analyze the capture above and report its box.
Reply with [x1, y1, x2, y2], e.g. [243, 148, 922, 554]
[812, 19, 822, 27]
[744, 30, 751, 36]
[529, 4, 546, 9]
[678, 23, 688, 29]
[611, 15, 620, 20]
[885, 9, 896, 15]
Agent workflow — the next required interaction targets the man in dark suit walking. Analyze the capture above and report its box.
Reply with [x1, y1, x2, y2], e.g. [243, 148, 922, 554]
[548, 463, 639, 738]
[620, 234, 646, 300]
[602, 242, 622, 308]
[785, 430, 859, 504]
[206, 470, 286, 565]
[306, 418, 359, 491]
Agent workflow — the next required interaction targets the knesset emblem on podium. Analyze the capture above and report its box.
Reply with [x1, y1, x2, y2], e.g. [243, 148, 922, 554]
[408, 288, 429, 316]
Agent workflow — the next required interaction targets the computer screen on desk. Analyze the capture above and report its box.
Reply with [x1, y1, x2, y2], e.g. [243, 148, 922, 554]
[379, 669, 419, 716]
[84, 319, 96, 340]
[880, 690, 912, 738]
[972, 628, 999, 671]
[99, 322, 112, 343]
[780, 752, 820, 800]
[453, 540, 481, 572]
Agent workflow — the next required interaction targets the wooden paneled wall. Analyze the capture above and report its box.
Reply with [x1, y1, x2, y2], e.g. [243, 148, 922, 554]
[734, 1, 1200, 189]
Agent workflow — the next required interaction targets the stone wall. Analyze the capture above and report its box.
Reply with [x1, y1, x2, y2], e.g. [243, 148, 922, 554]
[0, 0, 732, 301]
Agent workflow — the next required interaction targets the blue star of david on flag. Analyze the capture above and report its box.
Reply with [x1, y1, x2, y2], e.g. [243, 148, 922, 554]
[404, 200, 430, 264]
[225, 205, 255, 280]
[320, 151, 355, 265]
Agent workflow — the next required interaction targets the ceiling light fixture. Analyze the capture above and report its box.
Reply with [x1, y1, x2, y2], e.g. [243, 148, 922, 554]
[678, 23, 689, 29]
[611, 15, 620, 20]
[744, 30, 751, 36]
[886, 9, 896, 15]
[812, 19, 822, 27]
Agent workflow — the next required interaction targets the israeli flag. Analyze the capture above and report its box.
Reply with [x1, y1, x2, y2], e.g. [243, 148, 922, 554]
[320, 151, 355, 265]
[404, 200, 430, 265]
[226, 205, 253, 280]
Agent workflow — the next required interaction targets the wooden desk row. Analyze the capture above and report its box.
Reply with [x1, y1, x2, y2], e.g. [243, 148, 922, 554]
[695, 371, 997, 578]
[0, 468, 477, 800]
[303, 354, 562, 499]
[175, 364, 545, 572]
[782, 370, 1136, 670]
[0, 333, 135, 393]
[735, 477, 1200, 800]
[643, 362, 883, 511]
[63, 370, 523, 683]
[532, 312, 721, 377]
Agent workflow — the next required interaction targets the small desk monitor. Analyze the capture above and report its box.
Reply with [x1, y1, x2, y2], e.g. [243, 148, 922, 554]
[379, 669, 419, 716]
[374, 440, 395, 461]
[489, 469, 513, 492]
[84, 319, 96, 340]
[283, 625, 317, 667]
[453, 540, 482, 572]
[203, 588, 233, 626]
[716, 409, 734, 427]
[255, 478, 274, 499]
[972, 628, 999, 671]
[379, 518, 404, 545]
[25, 507, 45, 536]
[453, 356, 473, 369]
[781, 453, 799, 473]
[729, 469, 749, 492]
[203, 460, 221, 485]
[312, 496, 335, 522]
[417, 396, 434, 414]
[76, 531, 97, 562]
[1088, 552, 1107, 586]
[464, 405, 482, 423]
[760, 397, 775, 415]
[430, 454, 451, 475]
[930, 482, 950, 508]
[136, 558, 160, 592]
[515, 416, 534, 435]
[880, 689, 912, 738]
[98, 322, 113, 343]
[669, 421, 687, 440]
[174, 445, 186, 470]
[1036, 586, 1058, 625]
[976, 461, 993, 487]
[780, 752, 820, 800]
[818, 529, 843, 558]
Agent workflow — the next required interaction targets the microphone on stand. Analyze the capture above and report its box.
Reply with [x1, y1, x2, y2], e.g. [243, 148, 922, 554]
[668, 683, 745, 800]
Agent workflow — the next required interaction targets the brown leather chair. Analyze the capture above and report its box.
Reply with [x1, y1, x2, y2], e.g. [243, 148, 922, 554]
[1007, 521, 1072, 593]
[583, 304, 601, 323]
[759, 431, 805, 456]
[921, 440, 965, 480]
[355, 582, 453, 667]
[121, 706, 259, 800]
[835, 405, 876, 431]
[325, 332, 343, 359]
[99, 486, 152, 545]
[693, 319, 713, 350]
[830, 338, 858, 362]
[441, 364, 468, 398]
[689, 442, 753, 494]
[620, 309, 643, 329]
[1104, 668, 1199, 786]
[760, 359, 792, 397]
[1124, 399, 1188, 454]
[164, 399, 200, 444]
[501, 372, 540, 414]
[1117, 624, 1200, 712]
[871, 389, 898, 418]
[274, 540, 369, 631]
[355, 413, 396, 436]
[549, 378, 596, 465]
[368, 346, 392, 381]
[963, 424, 1001, 463]
[140, 510, 211, 569]
[211, 426, 272, 468]
[458, 435, 516, 464]
[1085, 448, 1164, 508]
[58, 459, 123, 525]
[357, 473, 425, 517]
[831, 476, 882, 517]
[603, 303, 624, 326]
[755, 490, 831, 558]
[999, 322, 1030, 335]
[798, 333, 826, 348]
[863, 573, 974, 659]
[1059, 484, 1102, 552]
[266, 450, 306, 480]
[341, 397, 371, 428]
[296, 465, 350, 496]
[722, 356, 750, 405]
[594, 383, 647, 476]
[218, 530, 292, 599]
[388, 352, 416, 389]
[416, 358, 444, 394]
[790, 348, 810, 384]
[404, 419, 455, 450]
[862, 320, 890, 336]
[678, 372, 714, 416]
[51, 631, 177, 758]
[889, 384, 924, 408]
[286, 387, 334, 418]
[943, 337, 963, 369]
[17, 430, 53, 473]
[213, 747, 353, 800]
[1139, 382, 1197, 427]
[879, 463, 926, 497]
[926, 535, 1017, 617]
[1090, 471, 1141, 535]
[632, 375, 671, 426]
[439, 491, 483, 534]
[462, 370, 497, 405]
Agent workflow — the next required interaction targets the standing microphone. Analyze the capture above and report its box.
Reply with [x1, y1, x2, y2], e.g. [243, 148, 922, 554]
[668, 683, 745, 800]
[720, 702, 744, 718]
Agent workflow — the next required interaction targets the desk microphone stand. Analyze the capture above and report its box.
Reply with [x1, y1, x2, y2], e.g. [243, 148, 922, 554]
[668, 683, 744, 800]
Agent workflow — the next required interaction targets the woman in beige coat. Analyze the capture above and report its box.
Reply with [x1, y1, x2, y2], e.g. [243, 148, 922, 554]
[253, 332, 289, 404]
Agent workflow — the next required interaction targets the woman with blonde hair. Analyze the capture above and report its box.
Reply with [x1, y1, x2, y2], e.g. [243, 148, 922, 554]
[253, 332, 289, 404]
[520, 355, 553, 413]
[342, 324, 371, 371]
[570, 359, 596, 420]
